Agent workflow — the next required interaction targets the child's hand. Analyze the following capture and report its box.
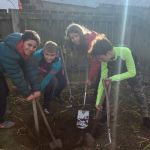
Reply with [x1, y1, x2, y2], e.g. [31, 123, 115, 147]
[104, 78, 111, 87]
[95, 104, 103, 110]
[33, 91, 41, 99]
[26, 94, 34, 101]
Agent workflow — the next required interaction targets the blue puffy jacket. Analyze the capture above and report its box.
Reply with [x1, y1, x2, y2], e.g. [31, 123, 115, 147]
[0, 33, 40, 96]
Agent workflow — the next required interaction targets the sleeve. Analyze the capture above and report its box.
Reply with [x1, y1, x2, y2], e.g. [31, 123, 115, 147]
[33, 49, 43, 60]
[110, 49, 136, 81]
[1, 58, 31, 97]
[41, 59, 61, 91]
[24, 56, 41, 92]
[96, 63, 108, 106]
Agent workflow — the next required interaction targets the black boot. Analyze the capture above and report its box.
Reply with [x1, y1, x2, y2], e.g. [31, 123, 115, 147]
[143, 117, 150, 129]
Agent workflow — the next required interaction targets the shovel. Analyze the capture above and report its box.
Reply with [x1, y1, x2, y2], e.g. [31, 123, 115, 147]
[76, 84, 90, 129]
[103, 79, 112, 144]
[36, 99, 63, 149]
[59, 46, 74, 108]
[32, 100, 39, 136]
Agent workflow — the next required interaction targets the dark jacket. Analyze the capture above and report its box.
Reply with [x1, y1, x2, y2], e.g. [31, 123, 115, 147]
[0, 33, 40, 96]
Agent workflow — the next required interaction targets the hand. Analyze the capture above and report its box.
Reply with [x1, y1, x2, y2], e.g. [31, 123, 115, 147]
[95, 104, 103, 110]
[104, 78, 111, 87]
[86, 79, 91, 86]
[33, 91, 41, 99]
[26, 94, 34, 101]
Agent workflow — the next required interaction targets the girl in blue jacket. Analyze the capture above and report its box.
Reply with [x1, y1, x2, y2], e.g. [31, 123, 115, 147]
[0, 30, 41, 128]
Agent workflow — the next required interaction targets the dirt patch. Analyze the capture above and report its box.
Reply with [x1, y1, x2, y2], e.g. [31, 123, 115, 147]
[1, 83, 150, 150]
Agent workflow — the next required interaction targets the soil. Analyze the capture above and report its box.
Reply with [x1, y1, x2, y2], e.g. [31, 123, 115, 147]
[0, 82, 150, 150]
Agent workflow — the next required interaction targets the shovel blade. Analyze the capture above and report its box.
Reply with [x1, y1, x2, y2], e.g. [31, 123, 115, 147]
[77, 110, 89, 129]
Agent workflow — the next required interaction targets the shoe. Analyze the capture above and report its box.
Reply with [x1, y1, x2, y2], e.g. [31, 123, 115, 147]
[65, 103, 72, 108]
[0, 121, 15, 129]
[143, 117, 150, 129]
[43, 108, 50, 115]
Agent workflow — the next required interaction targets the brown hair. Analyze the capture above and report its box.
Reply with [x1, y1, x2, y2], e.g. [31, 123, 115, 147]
[65, 23, 91, 54]
[91, 36, 113, 56]
[44, 41, 58, 53]
[22, 30, 41, 45]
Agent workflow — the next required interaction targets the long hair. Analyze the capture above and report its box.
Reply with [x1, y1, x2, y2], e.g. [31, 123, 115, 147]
[65, 23, 91, 54]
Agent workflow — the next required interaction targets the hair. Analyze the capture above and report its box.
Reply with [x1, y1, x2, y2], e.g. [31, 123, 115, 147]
[91, 36, 113, 56]
[22, 30, 41, 45]
[65, 23, 91, 53]
[43, 41, 58, 53]
[88, 33, 106, 54]
[65, 23, 91, 38]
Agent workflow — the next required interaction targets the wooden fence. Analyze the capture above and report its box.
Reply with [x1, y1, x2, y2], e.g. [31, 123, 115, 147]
[0, 9, 150, 80]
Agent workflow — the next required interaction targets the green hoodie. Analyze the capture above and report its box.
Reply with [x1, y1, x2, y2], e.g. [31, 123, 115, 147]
[96, 47, 136, 106]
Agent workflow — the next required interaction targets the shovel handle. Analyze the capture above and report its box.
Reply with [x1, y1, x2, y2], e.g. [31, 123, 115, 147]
[95, 109, 102, 119]
[83, 89, 87, 106]
[32, 100, 39, 136]
[59, 46, 74, 105]
[103, 80, 112, 143]
[59, 46, 71, 87]
[36, 100, 57, 143]
[91, 109, 102, 135]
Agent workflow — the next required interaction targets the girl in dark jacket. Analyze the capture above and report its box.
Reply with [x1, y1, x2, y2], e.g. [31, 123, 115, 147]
[0, 30, 41, 128]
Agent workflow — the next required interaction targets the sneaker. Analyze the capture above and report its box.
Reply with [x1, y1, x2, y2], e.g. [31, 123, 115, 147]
[0, 121, 15, 129]
[43, 108, 50, 115]
[65, 101, 73, 108]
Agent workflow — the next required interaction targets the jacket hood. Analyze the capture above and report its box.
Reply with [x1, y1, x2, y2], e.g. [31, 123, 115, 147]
[4, 32, 22, 50]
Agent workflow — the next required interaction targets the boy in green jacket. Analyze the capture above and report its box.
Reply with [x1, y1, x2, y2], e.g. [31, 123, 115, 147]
[91, 36, 150, 129]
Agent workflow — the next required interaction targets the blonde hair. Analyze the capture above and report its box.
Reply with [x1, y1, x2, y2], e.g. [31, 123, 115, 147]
[44, 41, 58, 53]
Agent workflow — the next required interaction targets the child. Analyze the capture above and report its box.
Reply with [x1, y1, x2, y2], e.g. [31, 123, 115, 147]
[65, 23, 104, 100]
[91, 36, 150, 128]
[0, 30, 41, 128]
[34, 41, 66, 114]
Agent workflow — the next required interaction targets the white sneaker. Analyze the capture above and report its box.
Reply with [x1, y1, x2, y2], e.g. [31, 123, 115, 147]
[44, 108, 50, 114]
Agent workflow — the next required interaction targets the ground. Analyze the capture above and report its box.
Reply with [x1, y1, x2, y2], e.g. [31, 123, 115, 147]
[0, 80, 150, 150]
